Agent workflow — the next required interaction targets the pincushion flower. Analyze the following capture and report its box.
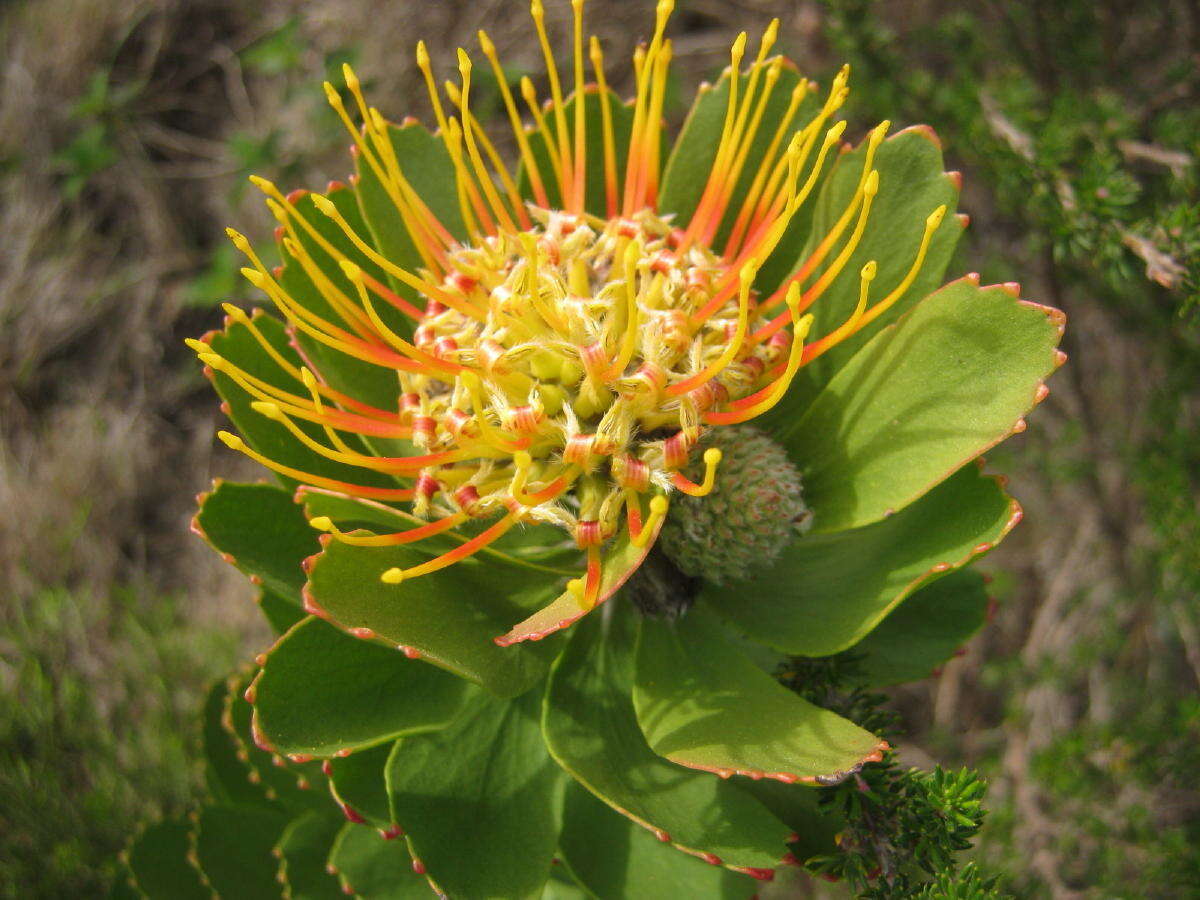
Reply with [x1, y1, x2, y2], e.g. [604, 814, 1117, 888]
[165, 2, 1064, 897]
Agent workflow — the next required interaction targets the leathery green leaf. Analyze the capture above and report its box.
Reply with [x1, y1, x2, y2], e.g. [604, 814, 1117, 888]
[558, 782, 754, 899]
[126, 819, 209, 900]
[304, 537, 563, 698]
[543, 603, 792, 875]
[253, 616, 468, 757]
[328, 822, 429, 899]
[275, 811, 345, 900]
[201, 678, 272, 809]
[386, 690, 564, 900]
[634, 609, 886, 784]
[849, 568, 991, 686]
[778, 278, 1064, 533]
[226, 671, 328, 816]
[701, 463, 1018, 657]
[192, 805, 290, 900]
[194, 480, 317, 605]
[328, 742, 399, 832]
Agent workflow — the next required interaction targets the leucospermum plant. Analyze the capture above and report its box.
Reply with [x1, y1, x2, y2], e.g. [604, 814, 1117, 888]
[122, 2, 1065, 897]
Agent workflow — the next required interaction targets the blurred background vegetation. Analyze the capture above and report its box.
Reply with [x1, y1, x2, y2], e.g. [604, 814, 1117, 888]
[1, 0, 1196, 896]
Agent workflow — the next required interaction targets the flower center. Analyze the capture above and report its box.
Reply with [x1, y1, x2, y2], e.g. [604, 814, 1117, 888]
[400, 208, 786, 548]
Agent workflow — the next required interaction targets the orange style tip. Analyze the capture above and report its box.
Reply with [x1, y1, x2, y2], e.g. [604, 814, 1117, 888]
[311, 194, 337, 217]
[309, 516, 334, 532]
[381, 568, 405, 585]
[861, 260, 878, 280]
[217, 431, 244, 450]
[250, 401, 282, 420]
[649, 495, 669, 514]
[338, 259, 363, 281]
[702, 447, 722, 466]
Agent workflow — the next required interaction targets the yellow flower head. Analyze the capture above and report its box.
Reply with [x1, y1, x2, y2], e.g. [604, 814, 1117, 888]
[199, 0, 946, 618]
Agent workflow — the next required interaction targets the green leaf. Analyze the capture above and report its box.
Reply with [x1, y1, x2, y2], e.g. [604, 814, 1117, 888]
[558, 782, 754, 899]
[328, 823, 429, 899]
[543, 604, 792, 873]
[126, 819, 210, 900]
[386, 690, 565, 899]
[192, 805, 290, 900]
[205, 311, 400, 491]
[202, 678, 272, 808]
[194, 480, 318, 605]
[328, 742, 400, 831]
[275, 812, 345, 900]
[521, 87, 634, 217]
[496, 529, 659, 647]
[304, 537, 562, 697]
[226, 671, 328, 816]
[259, 586, 306, 634]
[634, 609, 886, 784]
[778, 278, 1064, 533]
[659, 62, 823, 259]
[849, 568, 991, 686]
[797, 127, 965, 386]
[701, 464, 1018, 657]
[733, 780, 842, 865]
[253, 616, 469, 757]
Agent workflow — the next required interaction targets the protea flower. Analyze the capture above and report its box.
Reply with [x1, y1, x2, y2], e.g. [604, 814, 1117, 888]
[134, 1, 1065, 896]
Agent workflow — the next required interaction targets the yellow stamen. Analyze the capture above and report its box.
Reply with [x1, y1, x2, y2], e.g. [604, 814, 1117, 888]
[589, 36, 619, 217]
[668, 259, 755, 396]
[444, 81, 532, 230]
[338, 260, 460, 374]
[570, 0, 587, 214]
[601, 240, 641, 380]
[531, 0, 573, 207]
[706, 291, 813, 424]
[632, 494, 668, 548]
[309, 194, 486, 320]
[217, 431, 414, 501]
[521, 76, 566, 200]
[456, 50, 518, 233]
[673, 447, 722, 496]
[853, 205, 947, 331]
[379, 509, 523, 584]
[479, 30, 550, 208]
